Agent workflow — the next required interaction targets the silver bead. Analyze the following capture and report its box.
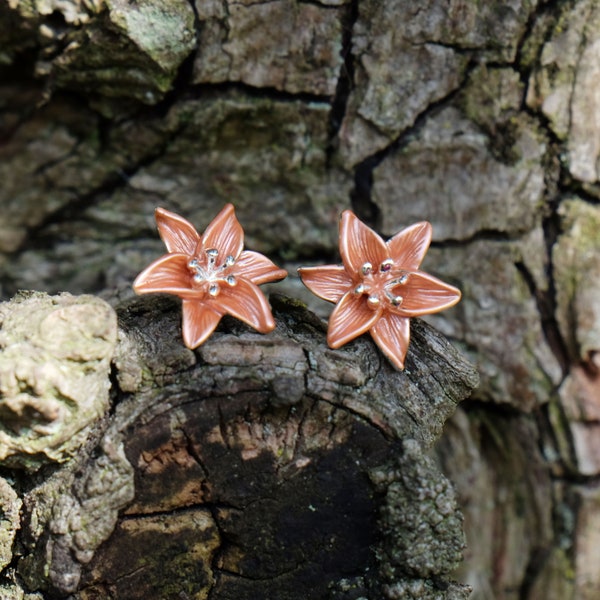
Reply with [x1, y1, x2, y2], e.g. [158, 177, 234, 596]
[367, 294, 380, 308]
[380, 259, 393, 272]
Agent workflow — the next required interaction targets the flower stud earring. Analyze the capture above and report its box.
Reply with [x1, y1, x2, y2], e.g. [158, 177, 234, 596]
[133, 204, 287, 349]
[298, 210, 461, 370]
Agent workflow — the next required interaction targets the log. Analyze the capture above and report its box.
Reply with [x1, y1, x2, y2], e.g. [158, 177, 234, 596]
[0, 292, 478, 599]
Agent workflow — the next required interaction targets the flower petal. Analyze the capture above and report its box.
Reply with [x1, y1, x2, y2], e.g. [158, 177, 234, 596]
[298, 264, 353, 303]
[218, 277, 276, 333]
[327, 291, 381, 349]
[155, 207, 200, 255]
[236, 250, 288, 285]
[201, 203, 244, 260]
[339, 210, 388, 274]
[386, 221, 432, 270]
[395, 271, 461, 317]
[370, 313, 411, 370]
[133, 253, 199, 299]
[182, 301, 223, 349]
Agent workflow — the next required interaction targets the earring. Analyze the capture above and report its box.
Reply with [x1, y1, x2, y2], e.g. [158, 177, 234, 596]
[298, 210, 460, 370]
[133, 205, 287, 349]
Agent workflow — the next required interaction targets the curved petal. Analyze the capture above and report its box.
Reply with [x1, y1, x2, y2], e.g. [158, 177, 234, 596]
[339, 210, 388, 274]
[218, 277, 276, 333]
[298, 264, 353, 303]
[370, 313, 410, 370]
[155, 207, 200, 255]
[201, 203, 244, 260]
[133, 253, 199, 299]
[326, 291, 381, 349]
[236, 250, 288, 285]
[182, 300, 223, 349]
[386, 221, 432, 270]
[394, 271, 461, 317]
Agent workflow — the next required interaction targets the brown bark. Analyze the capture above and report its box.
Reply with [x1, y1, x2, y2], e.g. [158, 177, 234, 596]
[0, 292, 477, 599]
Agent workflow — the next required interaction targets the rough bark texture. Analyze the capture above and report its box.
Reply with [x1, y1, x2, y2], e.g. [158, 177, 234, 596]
[1, 0, 600, 598]
[0, 292, 477, 599]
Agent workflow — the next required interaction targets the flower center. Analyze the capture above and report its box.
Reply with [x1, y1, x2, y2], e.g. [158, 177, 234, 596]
[188, 248, 237, 297]
[353, 259, 410, 310]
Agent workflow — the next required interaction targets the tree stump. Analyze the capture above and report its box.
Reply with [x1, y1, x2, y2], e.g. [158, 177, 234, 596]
[0, 292, 478, 599]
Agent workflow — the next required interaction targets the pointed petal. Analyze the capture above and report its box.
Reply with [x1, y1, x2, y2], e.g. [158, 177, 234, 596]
[370, 313, 411, 370]
[155, 207, 200, 255]
[133, 254, 199, 299]
[218, 277, 276, 333]
[386, 221, 432, 270]
[236, 250, 288, 285]
[395, 271, 461, 317]
[182, 301, 222, 349]
[327, 291, 381, 349]
[201, 203, 244, 260]
[298, 265, 353, 303]
[339, 210, 388, 274]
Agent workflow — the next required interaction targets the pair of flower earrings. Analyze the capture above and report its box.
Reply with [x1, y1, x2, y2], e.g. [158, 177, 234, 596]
[133, 204, 461, 370]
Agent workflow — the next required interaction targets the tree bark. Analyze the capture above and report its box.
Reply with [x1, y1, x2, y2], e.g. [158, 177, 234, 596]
[0, 292, 477, 599]
[1, 0, 600, 599]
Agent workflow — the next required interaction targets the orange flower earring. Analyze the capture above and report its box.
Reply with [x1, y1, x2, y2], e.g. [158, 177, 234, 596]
[133, 205, 287, 349]
[298, 210, 461, 370]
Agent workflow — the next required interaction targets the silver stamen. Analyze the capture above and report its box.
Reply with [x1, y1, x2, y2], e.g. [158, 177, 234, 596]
[354, 284, 366, 294]
[206, 248, 219, 267]
[208, 283, 220, 296]
[388, 274, 409, 288]
[361, 262, 373, 276]
[367, 294, 380, 308]
[391, 295, 403, 306]
[226, 275, 237, 286]
[380, 259, 393, 272]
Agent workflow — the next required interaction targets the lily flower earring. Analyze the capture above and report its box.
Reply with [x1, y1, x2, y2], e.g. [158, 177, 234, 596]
[298, 210, 461, 370]
[133, 204, 287, 349]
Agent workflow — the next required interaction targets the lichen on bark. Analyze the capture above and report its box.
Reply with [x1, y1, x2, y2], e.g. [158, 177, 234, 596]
[0, 0, 196, 113]
[0, 477, 20, 572]
[371, 439, 468, 599]
[553, 199, 600, 364]
[527, 0, 600, 183]
[0, 292, 117, 470]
